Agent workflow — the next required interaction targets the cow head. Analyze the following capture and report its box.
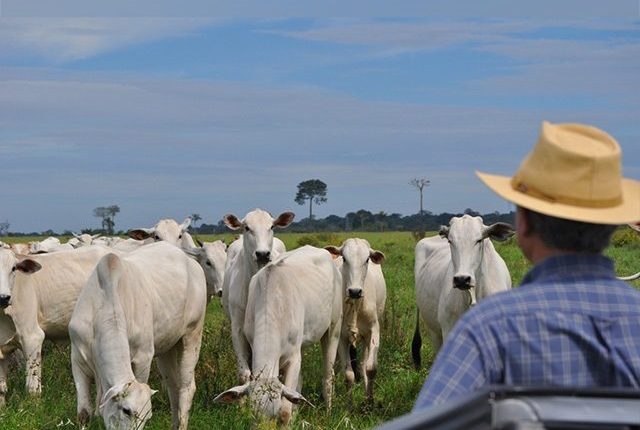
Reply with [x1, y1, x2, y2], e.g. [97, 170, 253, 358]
[214, 377, 311, 425]
[100, 380, 156, 430]
[223, 209, 294, 269]
[127, 217, 191, 247]
[0, 249, 41, 309]
[325, 238, 384, 300]
[439, 215, 514, 302]
[184, 239, 228, 299]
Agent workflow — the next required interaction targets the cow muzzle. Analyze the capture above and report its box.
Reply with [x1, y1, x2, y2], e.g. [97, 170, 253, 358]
[347, 288, 363, 299]
[0, 294, 11, 309]
[255, 251, 271, 267]
[453, 275, 473, 290]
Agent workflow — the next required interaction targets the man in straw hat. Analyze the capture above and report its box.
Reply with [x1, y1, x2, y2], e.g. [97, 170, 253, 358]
[414, 121, 640, 409]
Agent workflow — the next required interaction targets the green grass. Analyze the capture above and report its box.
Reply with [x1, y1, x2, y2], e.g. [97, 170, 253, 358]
[0, 231, 638, 429]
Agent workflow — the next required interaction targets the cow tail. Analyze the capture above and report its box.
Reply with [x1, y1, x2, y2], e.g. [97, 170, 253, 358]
[97, 253, 123, 298]
[412, 308, 422, 369]
[350, 344, 361, 382]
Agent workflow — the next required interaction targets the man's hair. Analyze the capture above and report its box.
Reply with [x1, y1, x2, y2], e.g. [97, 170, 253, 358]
[523, 208, 617, 253]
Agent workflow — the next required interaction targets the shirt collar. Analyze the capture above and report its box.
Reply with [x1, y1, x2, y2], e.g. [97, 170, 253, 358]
[521, 253, 616, 286]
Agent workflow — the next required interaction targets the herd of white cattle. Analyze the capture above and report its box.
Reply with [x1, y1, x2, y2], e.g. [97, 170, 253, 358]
[3, 212, 634, 429]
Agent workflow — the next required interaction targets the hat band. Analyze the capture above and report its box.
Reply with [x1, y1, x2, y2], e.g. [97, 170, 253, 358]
[510, 179, 623, 208]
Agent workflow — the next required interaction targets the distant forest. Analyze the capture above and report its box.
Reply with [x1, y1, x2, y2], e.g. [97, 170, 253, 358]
[197, 208, 516, 235]
[4, 209, 515, 237]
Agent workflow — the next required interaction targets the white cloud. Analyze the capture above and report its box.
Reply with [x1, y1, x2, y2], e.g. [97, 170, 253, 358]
[0, 18, 218, 62]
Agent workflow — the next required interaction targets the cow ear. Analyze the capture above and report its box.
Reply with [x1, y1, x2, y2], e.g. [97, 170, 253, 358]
[438, 225, 450, 239]
[273, 212, 295, 228]
[483, 222, 515, 242]
[16, 259, 42, 274]
[213, 383, 250, 404]
[180, 217, 192, 232]
[324, 246, 342, 258]
[281, 385, 314, 407]
[224, 214, 243, 230]
[369, 250, 385, 265]
[183, 247, 203, 258]
[128, 228, 153, 240]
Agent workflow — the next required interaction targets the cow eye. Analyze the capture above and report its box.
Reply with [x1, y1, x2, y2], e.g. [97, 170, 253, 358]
[122, 407, 133, 417]
[244, 226, 251, 233]
[11, 266, 16, 272]
[365, 257, 370, 264]
[178, 234, 183, 239]
[206, 261, 212, 267]
[154, 235, 161, 240]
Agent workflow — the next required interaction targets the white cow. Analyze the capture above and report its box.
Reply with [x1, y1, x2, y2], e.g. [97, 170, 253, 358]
[412, 215, 514, 367]
[214, 245, 342, 425]
[0, 246, 113, 404]
[29, 236, 74, 253]
[184, 239, 228, 301]
[0, 241, 9, 250]
[325, 238, 386, 403]
[69, 242, 207, 430]
[69, 233, 102, 248]
[127, 217, 192, 247]
[221, 209, 294, 383]
[9, 243, 30, 255]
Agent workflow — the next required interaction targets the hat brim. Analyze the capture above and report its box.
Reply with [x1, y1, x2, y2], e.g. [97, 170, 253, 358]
[476, 171, 640, 225]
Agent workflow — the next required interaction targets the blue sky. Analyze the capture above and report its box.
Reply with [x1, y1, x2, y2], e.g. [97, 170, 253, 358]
[1, 3, 639, 232]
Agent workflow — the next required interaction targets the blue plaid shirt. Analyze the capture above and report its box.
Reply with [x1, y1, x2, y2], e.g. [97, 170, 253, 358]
[414, 253, 640, 410]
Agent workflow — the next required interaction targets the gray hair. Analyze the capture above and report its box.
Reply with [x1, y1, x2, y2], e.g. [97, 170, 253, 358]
[523, 208, 617, 253]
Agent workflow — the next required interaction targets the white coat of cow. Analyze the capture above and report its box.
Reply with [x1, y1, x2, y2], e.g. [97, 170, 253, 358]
[0, 246, 114, 404]
[412, 215, 514, 368]
[325, 238, 386, 403]
[221, 209, 294, 383]
[69, 242, 207, 430]
[214, 245, 342, 425]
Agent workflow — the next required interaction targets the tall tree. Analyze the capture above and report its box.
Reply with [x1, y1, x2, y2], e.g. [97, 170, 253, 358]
[0, 221, 9, 236]
[93, 205, 120, 235]
[295, 179, 328, 220]
[409, 178, 431, 215]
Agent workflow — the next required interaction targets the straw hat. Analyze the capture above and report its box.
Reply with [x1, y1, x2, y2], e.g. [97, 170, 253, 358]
[477, 121, 640, 224]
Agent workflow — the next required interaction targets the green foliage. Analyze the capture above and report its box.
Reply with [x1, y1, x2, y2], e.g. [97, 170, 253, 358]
[610, 227, 640, 248]
[1, 231, 637, 429]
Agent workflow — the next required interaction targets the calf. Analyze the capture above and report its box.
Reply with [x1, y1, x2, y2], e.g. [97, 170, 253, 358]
[325, 238, 386, 403]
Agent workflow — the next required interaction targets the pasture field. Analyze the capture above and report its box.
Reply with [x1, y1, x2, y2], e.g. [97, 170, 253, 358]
[0, 230, 638, 429]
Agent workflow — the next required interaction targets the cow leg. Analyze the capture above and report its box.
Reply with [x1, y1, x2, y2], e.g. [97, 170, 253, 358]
[279, 352, 301, 426]
[364, 323, 380, 403]
[20, 327, 45, 395]
[156, 347, 181, 429]
[71, 347, 93, 426]
[320, 322, 341, 410]
[231, 318, 251, 384]
[131, 349, 154, 384]
[175, 328, 202, 430]
[0, 356, 8, 407]
[337, 335, 355, 407]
